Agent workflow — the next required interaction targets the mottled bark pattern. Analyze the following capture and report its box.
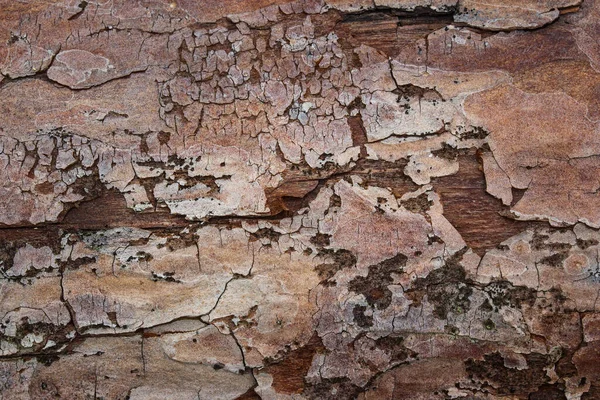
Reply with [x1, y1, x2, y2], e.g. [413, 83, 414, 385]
[0, 0, 598, 399]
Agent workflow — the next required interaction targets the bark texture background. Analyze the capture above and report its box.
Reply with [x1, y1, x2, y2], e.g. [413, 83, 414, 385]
[0, 0, 599, 399]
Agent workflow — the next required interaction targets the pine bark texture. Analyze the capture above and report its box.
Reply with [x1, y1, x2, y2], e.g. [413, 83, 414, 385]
[0, 0, 599, 399]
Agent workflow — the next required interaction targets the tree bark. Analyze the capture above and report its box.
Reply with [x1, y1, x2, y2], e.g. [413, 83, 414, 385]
[0, 1, 598, 399]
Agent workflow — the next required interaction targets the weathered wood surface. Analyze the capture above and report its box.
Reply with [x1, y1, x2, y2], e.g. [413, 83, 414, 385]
[0, 0, 599, 399]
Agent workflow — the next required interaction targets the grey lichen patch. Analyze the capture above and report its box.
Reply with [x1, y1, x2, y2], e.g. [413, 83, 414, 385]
[315, 248, 357, 283]
[400, 192, 433, 213]
[405, 248, 473, 319]
[352, 304, 373, 328]
[348, 253, 407, 309]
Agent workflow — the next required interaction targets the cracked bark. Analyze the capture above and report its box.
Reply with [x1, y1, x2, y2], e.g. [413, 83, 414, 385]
[0, 0, 599, 399]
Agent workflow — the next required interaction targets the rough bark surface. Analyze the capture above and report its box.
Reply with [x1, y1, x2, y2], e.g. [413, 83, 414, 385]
[0, 0, 598, 399]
